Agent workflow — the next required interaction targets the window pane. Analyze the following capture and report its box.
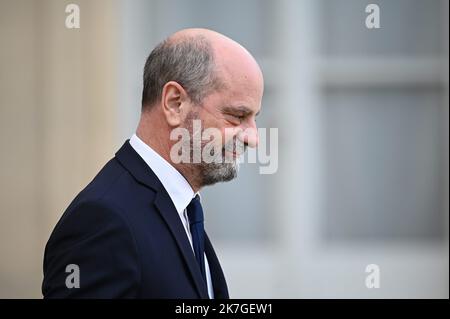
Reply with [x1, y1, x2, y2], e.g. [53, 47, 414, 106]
[322, 87, 446, 241]
[320, 0, 445, 57]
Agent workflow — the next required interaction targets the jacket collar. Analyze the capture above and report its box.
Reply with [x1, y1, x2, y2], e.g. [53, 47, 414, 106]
[115, 140, 161, 192]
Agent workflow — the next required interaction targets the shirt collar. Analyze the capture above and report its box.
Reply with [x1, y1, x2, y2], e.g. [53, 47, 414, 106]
[129, 134, 197, 215]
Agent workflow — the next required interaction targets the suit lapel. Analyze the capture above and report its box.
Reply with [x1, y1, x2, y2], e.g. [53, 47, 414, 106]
[154, 189, 209, 299]
[205, 232, 229, 299]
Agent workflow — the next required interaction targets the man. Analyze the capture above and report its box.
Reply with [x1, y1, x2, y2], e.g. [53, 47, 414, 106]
[42, 28, 263, 298]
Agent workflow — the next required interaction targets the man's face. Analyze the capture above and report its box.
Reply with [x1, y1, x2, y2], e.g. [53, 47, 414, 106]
[182, 70, 263, 187]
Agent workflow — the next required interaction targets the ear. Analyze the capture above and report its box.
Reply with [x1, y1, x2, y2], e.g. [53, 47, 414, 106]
[160, 81, 190, 127]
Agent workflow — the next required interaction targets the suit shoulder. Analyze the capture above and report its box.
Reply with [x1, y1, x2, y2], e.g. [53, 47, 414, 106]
[48, 159, 134, 244]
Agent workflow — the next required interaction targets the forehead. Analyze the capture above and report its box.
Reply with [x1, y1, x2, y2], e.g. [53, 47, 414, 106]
[213, 42, 263, 93]
[215, 66, 264, 113]
[206, 39, 264, 114]
[219, 57, 263, 93]
[214, 83, 263, 117]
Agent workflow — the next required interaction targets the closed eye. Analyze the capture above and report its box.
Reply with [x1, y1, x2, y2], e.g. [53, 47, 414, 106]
[230, 114, 249, 125]
[221, 105, 256, 124]
[224, 113, 245, 122]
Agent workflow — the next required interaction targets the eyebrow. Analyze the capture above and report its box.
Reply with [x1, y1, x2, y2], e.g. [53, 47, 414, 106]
[222, 105, 260, 117]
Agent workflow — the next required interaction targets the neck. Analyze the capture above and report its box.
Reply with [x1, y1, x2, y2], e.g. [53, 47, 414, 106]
[136, 114, 203, 193]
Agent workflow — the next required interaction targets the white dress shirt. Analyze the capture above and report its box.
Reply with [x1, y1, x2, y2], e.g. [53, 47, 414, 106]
[129, 134, 214, 299]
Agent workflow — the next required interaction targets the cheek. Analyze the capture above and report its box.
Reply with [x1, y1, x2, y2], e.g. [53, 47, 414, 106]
[206, 128, 228, 150]
[197, 113, 223, 137]
[222, 128, 240, 148]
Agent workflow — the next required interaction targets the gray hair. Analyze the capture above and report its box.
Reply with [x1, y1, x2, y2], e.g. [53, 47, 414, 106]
[141, 35, 223, 109]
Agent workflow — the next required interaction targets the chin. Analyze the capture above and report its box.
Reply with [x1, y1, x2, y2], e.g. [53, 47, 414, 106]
[200, 162, 239, 186]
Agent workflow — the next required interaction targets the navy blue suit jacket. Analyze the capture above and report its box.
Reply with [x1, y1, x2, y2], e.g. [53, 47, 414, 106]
[42, 141, 229, 299]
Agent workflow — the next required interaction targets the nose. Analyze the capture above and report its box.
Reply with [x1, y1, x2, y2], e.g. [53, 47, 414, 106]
[237, 126, 259, 148]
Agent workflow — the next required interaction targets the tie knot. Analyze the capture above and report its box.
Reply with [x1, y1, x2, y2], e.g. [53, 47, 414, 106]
[187, 195, 204, 225]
